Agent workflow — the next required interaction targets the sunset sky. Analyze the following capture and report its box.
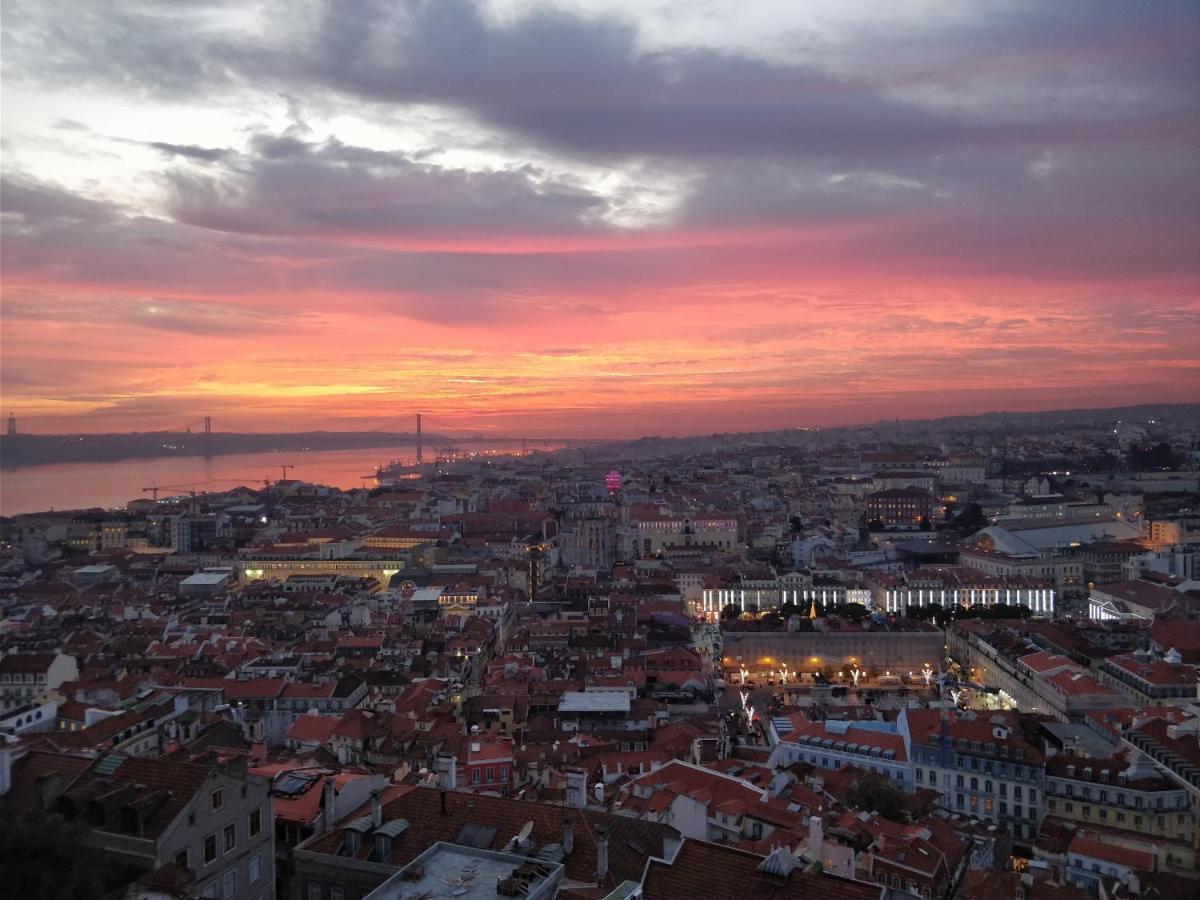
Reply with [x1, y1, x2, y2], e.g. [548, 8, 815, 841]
[2, 0, 1198, 438]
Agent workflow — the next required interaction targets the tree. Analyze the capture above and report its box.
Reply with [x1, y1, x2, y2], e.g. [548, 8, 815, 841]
[1129, 441, 1182, 471]
[0, 809, 129, 900]
[846, 774, 909, 822]
[952, 503, 988, 534]
[720, 603, 742, 621]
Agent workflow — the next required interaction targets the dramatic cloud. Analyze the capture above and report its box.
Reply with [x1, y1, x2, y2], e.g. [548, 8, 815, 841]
[1, 0, 1197, 435]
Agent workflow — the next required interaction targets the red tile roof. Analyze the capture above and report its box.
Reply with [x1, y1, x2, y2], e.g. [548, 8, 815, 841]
[303, 786, 675, 891]
[642, 838, 882, 900]
[1067, 833, 1155, 871]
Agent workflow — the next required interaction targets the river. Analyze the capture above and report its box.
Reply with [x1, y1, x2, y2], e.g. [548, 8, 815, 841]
[0, 443, 541, 516]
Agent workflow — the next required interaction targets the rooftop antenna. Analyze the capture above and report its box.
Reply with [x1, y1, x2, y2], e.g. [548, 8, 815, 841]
[516, 820, 534, 848]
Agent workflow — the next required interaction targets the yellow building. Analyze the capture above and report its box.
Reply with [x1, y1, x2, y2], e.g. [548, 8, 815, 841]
[1044, 753, 1195, 876]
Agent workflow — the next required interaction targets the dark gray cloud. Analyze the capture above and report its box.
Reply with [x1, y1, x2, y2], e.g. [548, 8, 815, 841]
[146, 140, 231, 162]
[11, 1, 1194, 162]
[163, 134, 607, 240]
[1, 174, 120, 225]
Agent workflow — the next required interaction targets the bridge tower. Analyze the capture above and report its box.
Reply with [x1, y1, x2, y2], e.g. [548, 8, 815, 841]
[416, 413, 423, 465]
[203, 416, 212, 459]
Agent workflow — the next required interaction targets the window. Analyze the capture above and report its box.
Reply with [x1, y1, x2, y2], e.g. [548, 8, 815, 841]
[916, 769, 924, 784]
[330, 889, 344, 900]
[1028, 789, 1036, 803]
[500, 766, 509, 782]
[249, 851, 261, 885]
[174, 849, 189, 870]
[222, 870, 236, 900]
[211, 789, 224, 811]
[471, 769, 480, 784]
[486, 767, 495, 783]
[224, 823, 236, 853]
[1014, 786, 1022, 801]
[204, 834, 217, 865]
[249, 809, 261, 837]
[956, 775, 964, 788]
[307, 881, 322, 900]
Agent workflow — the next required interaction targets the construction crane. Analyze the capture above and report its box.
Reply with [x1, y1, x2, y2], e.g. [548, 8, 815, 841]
[142, 481, 206, 501]
[278, 464, 294, 481]
[211, 477, 273, 488]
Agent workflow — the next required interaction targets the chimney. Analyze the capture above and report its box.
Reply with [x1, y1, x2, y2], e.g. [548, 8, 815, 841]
[595, 824, 609, 882]
[808, 815, 823, 854]
[370, 789, 382, 829]
[562, 817, 574, 856]
[594, 782, 605, 805]
[322, 777, 337, 829]
[565, 768, 586, 808]
[436, 753, 457, 790]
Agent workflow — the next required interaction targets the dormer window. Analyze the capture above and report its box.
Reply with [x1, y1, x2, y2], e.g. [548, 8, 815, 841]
[344, 830, 361, 856]
[211, 789, 223, 811]
[373, 833, 392, 862]
[1067, 765, 1075, 778]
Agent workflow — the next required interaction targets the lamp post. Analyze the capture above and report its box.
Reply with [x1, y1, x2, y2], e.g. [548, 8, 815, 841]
[922, 663, 934, 687]
[850, 666, 861, 688]
[779, 664, 790, 686]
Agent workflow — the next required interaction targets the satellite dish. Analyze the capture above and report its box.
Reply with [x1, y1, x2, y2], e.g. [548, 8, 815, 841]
[517, 821, 534, 845]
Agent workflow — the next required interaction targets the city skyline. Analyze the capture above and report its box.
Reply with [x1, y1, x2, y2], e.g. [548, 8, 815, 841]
[3, 1, 1199, 437]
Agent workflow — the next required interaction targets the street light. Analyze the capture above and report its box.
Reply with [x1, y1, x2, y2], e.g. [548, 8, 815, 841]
[850, 666, 861, 688]
[922, 664, 934, 687]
